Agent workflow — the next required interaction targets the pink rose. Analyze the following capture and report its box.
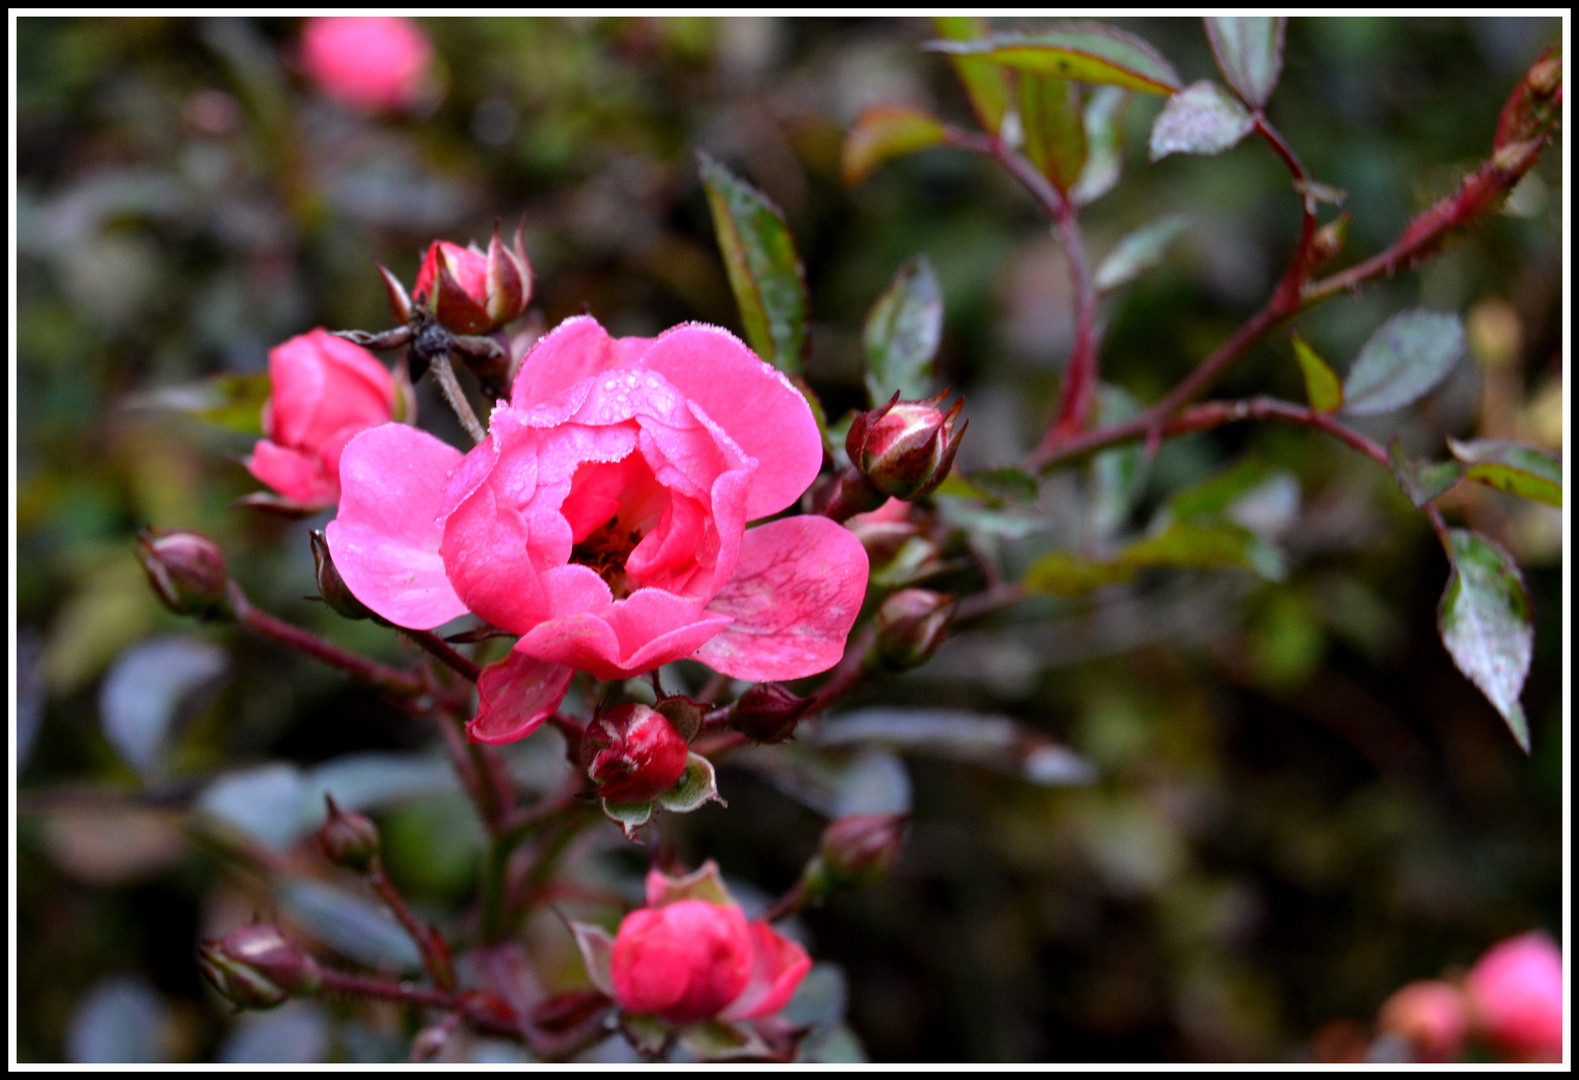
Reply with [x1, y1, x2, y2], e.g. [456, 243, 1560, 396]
[247, 329, 396, 510]
[326, 316, 869, 743]
[300, 17, 433, 114]
[1465, 932, 1563, 1062]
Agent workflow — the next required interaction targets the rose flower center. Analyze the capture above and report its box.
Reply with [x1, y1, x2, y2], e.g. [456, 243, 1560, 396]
[561, 450, 672, 601]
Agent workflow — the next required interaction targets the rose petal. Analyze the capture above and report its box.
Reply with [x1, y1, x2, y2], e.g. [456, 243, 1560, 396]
[269, 329, 393, 450]
[510, 315, 652, 409]
[467, 650, 573, 745]
[247, 439, 335, 508]
[610, 901, 754, 1025]
[637, 323, 823, 520]
[515, 588, 731, 681]
[694, 515, 870, 681]
[719, 922, 812, 1022]
[324, 423, 469, 629]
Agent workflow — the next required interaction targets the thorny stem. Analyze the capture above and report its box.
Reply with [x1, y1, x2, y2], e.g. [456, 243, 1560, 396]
[236, 602, 424, 697]
[400, 628, 482, 682]
[1045, 196, 1100, 444]
[432, 352, 488, 444]
[370, 860, 455, 990]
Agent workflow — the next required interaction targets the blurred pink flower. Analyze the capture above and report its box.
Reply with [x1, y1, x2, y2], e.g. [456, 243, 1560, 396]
[327, 316, 867, 744]
[1465, 931, 1564, 1062]
[300, 16, 433, 114]
[247, 329, 395, 510]
[1377, 979, 1468, 1062]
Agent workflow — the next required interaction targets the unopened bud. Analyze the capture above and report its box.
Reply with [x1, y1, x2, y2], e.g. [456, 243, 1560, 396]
[809, 813, 908, 892]
[198, 924, 321, 1009]
[1377, 980, 1468, 1063]
[136, 528, 234, 620]
[310, 530, 375, 621]
[870, 588, 955, 672]
[845, 500, 923, 563]
[316, 795, 380, 872]
[729, 683, 814, 744]
[413, 221, 533, 336]
[846, 392, 967, 501]
[581, 703, 690, 804]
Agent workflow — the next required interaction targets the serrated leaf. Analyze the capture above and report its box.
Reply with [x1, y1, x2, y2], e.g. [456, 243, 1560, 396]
[1342, 310, 1465, 416]
[1018, 72, 1086, 193]
[1438, 530, 1534, 751]
[124, 371, 273, 434]
[654, 752, 723, 814]
[601, 798, 653, 840]
[1292, 336, 1343, 413]
[930, 17, 1010, 133]
[568, 921, 615, 997]
[1093, 214, 1187, 292]
[1069, 86, 1130, 207]
[1388, 438, 1464, 507]
[1203, 16, 1286, 108]
[1447, 438, 1562, 507]
[842, 106, 949, 186]
[1149, 81, 1254, 162]
[698, 152, 809, 375]
[863, 255, 942, 406]
[929, 24, 1182, 96]
[275, 878, 423, 972]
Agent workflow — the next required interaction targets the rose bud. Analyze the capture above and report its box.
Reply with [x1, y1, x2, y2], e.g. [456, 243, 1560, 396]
[814, 813, 907, 890]
[846, 392, 967, 501]
[845, 498, 921, 564]
[870, 588, 955, 672]
[299, 16, 433, 115]
[413, 222, 534, 336]
[1464, 932, 1563, 1062]
[310, 530, 376, 622]
[246, 329, 396, 511]
[1377, 980, 1468, 1063]
[316, 794, 380, 872]
[581, 703, 690, 805]
[137, 528, 235, 621]
[198, 924, 321, 1009]
[728, 682, 814, 744]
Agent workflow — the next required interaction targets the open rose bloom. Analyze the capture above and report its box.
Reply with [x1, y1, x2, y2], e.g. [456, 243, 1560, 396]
[247, 329, 396, 510]
[327, 316, 869, 742]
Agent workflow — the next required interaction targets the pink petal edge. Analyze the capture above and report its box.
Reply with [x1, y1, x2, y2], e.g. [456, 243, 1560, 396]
[467, 651, 573, 745]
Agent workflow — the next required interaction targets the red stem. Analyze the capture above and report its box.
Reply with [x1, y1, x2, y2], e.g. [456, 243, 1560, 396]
[370, 862, 455, 990]
[238, 605, 423, 696]
[400, 628, 482, 682]
[1045, 196, 1099, 444]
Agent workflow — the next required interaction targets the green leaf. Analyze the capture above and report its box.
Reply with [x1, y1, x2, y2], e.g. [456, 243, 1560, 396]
[1203, 17, 1286, 108]
[1447, 438, 1562, 507]
[698, 152, 809, 375]
[930, 17, 1010, 132]
[1292, 336, 1343, 413]
[600, 798, 653, 840]
[677, 1019, 770, 1061]
[1388, 438, 1464, 508]
[1018, 73, 1086, 193]
[654, 752, 723, 814]
[1087, 384, 1146, 540]
[964, 467, 1039, 504]
[863, 255, 943, 406]
[1438, 530, 1534, 751]
[1164, 457, 1274, 523]
[619, 1013, 669, 1057]
[928, 24, 1182, 96]
[1022, 520, 1284, 597]
[1148, 81, 1254, 162]
[124, 371, 273, 435]
[1093, 214, 1187, 292]
[1342, 310, 1465, 416]
[841, 105, 949, 186]
[1069, 86, 1130, 207]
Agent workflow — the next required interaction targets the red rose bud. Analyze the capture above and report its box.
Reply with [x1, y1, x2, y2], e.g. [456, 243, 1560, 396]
[728, 682, 814, 744]
[413, 221, 533, 335]
[847, 391, 967, 501]
[815, 813, 907, 890]
[198, 924, 321, 1009]
[316, 794, 380, 872]
[310, 530, 375, 621]
[1377, 980, 1468, 1064]
[871, 588, 955, 671]
[137, 528, 235, 620]
[581, 703, 690, 804]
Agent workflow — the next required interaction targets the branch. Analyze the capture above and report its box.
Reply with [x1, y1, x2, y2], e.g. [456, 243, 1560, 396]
[1044, 197, 1099, 444]
[400, 628, 482, 682]
[432, 352, 488, 444]
[236, 601, 424, 697]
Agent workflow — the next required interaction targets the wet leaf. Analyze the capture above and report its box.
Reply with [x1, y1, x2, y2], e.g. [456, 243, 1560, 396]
[1149, 81, 1254, 162]
[99, 635, 228, 782]
[1342, 309, 1465, 416]
[1388, 438, 1464, 507]
[1093, 214, 1187, 292]
[1447, 437, 1562, 507]
[1069, 86, 1130, 207]
[929, 24, 1182, 96]
[1438, 530, 1534, 751]
[123, 371, 272, 435]
[698, 152, 809, 375]
[1204, 16, 1286, 107]
[863, 255, 942, 406]
[842, 105, 949, 186]
[1292, 336, 1343, 413]
[930, 17, 1010, 132]
[275, 877, 423, 972]
[1018, 73, 1085, 193]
